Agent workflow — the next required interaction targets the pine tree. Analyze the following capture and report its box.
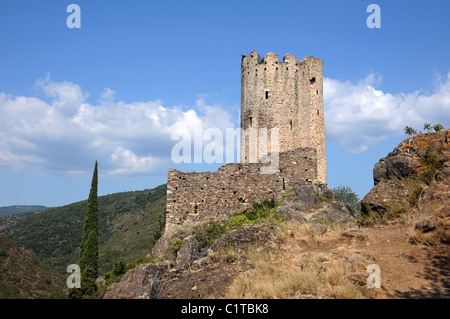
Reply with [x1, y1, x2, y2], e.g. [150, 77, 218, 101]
[78, 160, 99, 297]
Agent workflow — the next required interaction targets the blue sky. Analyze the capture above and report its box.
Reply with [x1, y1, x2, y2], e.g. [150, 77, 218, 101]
[0, 0, 449, 207]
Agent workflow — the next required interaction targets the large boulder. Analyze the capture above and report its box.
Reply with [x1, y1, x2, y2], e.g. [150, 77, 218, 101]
[311, 201, 354, 224]
[213, 223, 277, 248]
[373, 152, 420, 185]
[360, 179, 410, 215]
[276, 185, 353, 224]
[362, 130, 450, 216]
[276, 185, 321, 222]
[176, 235, 200, 269]
[103, 263, 169, 299]
[373, 131, 449, 184]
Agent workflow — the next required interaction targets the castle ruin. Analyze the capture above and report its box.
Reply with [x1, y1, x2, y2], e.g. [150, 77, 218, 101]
[240, 51, 326, 183]
[159, 51, 326, 244]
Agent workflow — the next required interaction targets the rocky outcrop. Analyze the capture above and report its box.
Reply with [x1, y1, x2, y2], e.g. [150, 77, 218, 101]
[360, 179, 410, 215]
[176, 236, 200, 269]
[213, 223, 277, 248]
[362, 130, 450, 216]
[103, 262, 169, 299]
[277, 185, 353, 224]
[410, 155, 450, 243]
[311, 201, 354, 224]
[103, 223, 270, 299]
[373, 149, 420, 185]
[372, 131, 449, 185]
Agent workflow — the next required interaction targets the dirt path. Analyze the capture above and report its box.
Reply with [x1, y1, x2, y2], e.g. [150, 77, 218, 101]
[335, 224, 450, 298]
[365, 224, 449, 298]
[288, 222, 449, 298]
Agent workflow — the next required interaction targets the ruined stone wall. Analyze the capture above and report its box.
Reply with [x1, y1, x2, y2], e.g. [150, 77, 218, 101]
[240, 51, 326, 183]
[165, 147, 317, 234]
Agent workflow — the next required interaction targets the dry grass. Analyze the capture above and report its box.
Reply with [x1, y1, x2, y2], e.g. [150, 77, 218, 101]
[361, 200, 413, 226]
[208, 245, 242, 263]
[409, 213, 450, 246]
[221, 221, 374, 299]
[409, 229, 449, 246]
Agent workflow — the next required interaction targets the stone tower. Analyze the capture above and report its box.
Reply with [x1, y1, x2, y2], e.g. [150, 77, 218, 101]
[240, 51, 326, 183]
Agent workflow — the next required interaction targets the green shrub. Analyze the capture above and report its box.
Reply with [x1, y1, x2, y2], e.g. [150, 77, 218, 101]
[193, 198, 283, 249]
[171, 239, 184, 257]
[404, 125, 418, 136]
[194, 221, 227, 248]
[252, 198, 277, 210]
[225, 214, 253, 231]
[112, 260, 127, 277]
[406, 178, 424, 207]
[331, 185, 360, 215]
[433, 123, 444, 132]
[419, 146, 439, 185]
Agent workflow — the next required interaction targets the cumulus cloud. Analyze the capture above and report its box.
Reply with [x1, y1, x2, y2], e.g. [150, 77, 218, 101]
[1, 72, 449, 177]
[324, 73, 450, 153]
[0, 77, 235, 177]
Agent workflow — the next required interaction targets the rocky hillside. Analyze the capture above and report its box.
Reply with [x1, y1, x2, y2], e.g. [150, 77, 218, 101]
[102, 130, 449, 299]
[361, 130, 450, 243]
[0, 184, 166, 274]
[0, 235, 66, 299]
[104, 186, 364, 299]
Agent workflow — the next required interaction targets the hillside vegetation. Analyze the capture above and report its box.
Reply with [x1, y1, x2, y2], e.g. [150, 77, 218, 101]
[0, 184, 166, 275]
[0, 235, 66, 299]
[0, 205, 47, 218]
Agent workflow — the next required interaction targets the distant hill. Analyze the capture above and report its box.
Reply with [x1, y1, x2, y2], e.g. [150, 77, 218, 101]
[0, 235, 66, 299]
[0, 184, 166, 275]
[0, 205, 47, 218]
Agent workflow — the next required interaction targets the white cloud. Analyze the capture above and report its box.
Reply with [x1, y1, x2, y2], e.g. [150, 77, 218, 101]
[37, 76, 88, 116]
[1, 72, 448, 177]
[324, 72, 450, 153]
[0, 77, 235, 177]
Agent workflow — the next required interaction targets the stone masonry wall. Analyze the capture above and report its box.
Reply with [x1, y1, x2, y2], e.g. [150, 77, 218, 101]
[240, 51, 326, 184]
[165, 147, 317, 234]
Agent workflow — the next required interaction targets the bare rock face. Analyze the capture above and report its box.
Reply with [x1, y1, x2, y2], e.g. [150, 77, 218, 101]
[362, 130, 450, 216]
[360, 179, 410, 215]
[176, 236, 200, 269]
[373, 149, 420, 185]
[103, 263, 168, 299]
[213, 223, 277, 248]
[277, 185, 353, 224]
[373, 131, 449, 184]
[411, 158, 450, 241]
[280, 185, 321, 212]
[152, 232, 176, 259]
[311, 201, 353, 224]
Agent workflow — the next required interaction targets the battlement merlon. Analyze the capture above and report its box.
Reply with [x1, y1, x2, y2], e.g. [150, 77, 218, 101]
[242, 51, 305, 66]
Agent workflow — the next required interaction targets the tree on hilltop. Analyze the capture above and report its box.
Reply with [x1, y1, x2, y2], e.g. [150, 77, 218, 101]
[432, 123, 444, 132]
[404, 125, 418, 136]
[405, 123, 445, 136]
[70, 160, 99, 298]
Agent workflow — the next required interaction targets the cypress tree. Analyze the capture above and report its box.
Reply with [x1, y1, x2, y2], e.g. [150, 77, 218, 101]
[78, 160, 99, 297]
